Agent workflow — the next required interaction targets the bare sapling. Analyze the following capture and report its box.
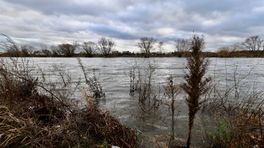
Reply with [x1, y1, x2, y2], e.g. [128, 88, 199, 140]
[164, 76, 181, 144]
[129, 65, 136, 96]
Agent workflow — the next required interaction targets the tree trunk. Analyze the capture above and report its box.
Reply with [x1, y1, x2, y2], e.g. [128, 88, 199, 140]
[186, 114, 194, 148]
[171, 98, 175, 140]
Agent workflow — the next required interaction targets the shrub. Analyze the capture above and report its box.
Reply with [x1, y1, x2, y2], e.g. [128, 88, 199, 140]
[209, 119, 232, 147]
[217, 47, 231, 57]
[181, 35, 211, 147]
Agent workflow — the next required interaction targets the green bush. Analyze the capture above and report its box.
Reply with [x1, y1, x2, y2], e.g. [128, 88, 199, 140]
[210, 119, 232, 147]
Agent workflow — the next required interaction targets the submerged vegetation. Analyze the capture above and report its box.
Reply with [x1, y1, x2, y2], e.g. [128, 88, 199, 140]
[0, 35, 263, 147]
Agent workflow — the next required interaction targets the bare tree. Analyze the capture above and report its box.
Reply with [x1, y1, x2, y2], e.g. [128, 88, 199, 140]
[158, 41, 164, 53]
[82, 41, 97, 57]
[164, 76, 181, 146]
[138, 37, 156, 58]
[58, 43, 77, 57]
[21, 45, 34, 56]
[175, 38, 190, 52]
[41, 49, 52, 57]
[50, 45, 60, 57]
[98, 37, 115, 56]
[242, 35, 263, 51]
[230, 42, 243, 51]
[181, 36, 211, 148]
[39, 45, 52, 57]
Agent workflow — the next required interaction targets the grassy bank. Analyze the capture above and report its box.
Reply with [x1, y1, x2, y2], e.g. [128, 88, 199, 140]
[0, 58, 136, 147]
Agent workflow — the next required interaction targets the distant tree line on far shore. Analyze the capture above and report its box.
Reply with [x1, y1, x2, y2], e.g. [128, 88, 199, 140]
[1, 34, 264, 58]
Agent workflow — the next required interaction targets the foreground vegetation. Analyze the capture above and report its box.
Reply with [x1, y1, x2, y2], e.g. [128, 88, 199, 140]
[0, 57, 136, 147]
[0, 35, 263, 147]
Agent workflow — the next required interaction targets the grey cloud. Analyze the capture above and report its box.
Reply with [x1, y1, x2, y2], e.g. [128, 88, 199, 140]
[1, 0, 264, 51]
[89, 24, 139, 40]
[3, 0, 134, 16]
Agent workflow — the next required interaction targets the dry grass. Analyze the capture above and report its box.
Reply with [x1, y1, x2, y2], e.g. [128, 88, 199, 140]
[202, 75, 264, 147]
[73, 96, 137, 148]
[0, 57, 137, 147]
[229, 109, 263, 147]
[204, 100, 264, 147]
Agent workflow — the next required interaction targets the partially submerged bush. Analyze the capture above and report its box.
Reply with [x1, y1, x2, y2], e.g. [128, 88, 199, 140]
[78, 58, 105, 99]
[128, 63, 162, 116]
[182, 35, 211, 147]
[164, 76, 181, 146]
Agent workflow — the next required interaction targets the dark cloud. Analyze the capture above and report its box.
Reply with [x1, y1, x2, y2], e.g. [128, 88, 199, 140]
[89, 24, 139, 40]
[0, 0, 264, 51]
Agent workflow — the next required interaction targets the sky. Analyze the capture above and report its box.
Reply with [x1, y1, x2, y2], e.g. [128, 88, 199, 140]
[0, 0, 264, 52]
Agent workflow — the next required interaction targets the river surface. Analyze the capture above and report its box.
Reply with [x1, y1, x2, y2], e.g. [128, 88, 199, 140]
[20, 57, 264, 146]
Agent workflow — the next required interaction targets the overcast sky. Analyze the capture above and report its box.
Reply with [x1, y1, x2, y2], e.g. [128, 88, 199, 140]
[0, 0, 264, 52]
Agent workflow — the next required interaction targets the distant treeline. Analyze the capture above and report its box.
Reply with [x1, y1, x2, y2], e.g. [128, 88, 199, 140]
[1, 50, 264, 58]
[1, 34, 264, 58]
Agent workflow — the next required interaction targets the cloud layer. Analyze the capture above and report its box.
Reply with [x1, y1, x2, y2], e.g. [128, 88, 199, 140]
[0, 0, 264, 51]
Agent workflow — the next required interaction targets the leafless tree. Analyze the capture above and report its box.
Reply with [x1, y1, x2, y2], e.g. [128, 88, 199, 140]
[41, 49, 52, 57]
[58, 43, 78, 57]
[242, 35, 263, 51]
[175, 38, 190, 52]
[158, 41, 164, 53]
[230, 42, 243, 51]
[82, 41, 97, 57]
[50, 45, 60, 57]
[98, 37, 115, 56]
[39, 45, 52, 57]
[21, 45, 34, 56]
[138, 37, 156, 58]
